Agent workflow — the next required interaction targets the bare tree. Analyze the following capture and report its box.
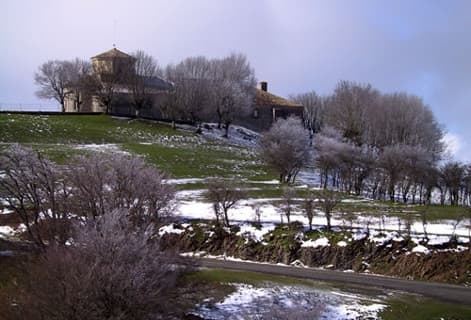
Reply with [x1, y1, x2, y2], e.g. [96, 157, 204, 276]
[211, 53, 256, 137]
[302, 191, 316, 230]
[4, 209, 189, 320]
[34, 60, 71, 112]
[204, 178, 246, 227]
[379, 144, 409, 202]
[324, 80, 379, 146]
[418, 206, 429, 242]
[439, 161, 464, 206]
[289, 91, 325, 135]
[281, 187, 296, 224]
[317, 190, 341, 231]
[127, 50, 163, 117]
[0, 145, 71, 247]
[62, 58, 95, 112]
[259, 116, 311, 184]
[165, 56, 212, 124]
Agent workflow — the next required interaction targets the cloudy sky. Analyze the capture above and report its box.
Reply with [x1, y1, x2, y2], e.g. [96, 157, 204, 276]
[1, 0, 470, 160]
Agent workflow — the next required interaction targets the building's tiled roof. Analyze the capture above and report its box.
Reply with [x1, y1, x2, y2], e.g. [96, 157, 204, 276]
[255, 89, 303, 107]
[92, 48, 133, 60]
[143, 76, 173, 91]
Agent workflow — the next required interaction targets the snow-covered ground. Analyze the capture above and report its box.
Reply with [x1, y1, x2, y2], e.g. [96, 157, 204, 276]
[73, 143, 130, 154]
[192, 282, 386, 320]
[176, 193, 470, 240]
[167, 181, 471, 255]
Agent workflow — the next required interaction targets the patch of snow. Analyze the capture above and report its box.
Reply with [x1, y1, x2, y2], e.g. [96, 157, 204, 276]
[427, 235, 452, 246]
[337, 241, 348, 247]
[353, 232, 367, 241]
[411, 245, 430, 254]
[246, 179, 280, 185]
[164, 178, 205, 185]
[0, 226, 15, 238]
[302, 237, 329, 248]
[74, 143, 130, 154]
[236, 223, 275, 242]
[194, 283, 386, 320]
[158, 223, 186, 236]
[1, 207, 12, 215]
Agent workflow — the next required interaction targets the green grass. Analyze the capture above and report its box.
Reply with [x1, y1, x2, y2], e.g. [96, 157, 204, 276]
[0, 114, 273, 181]
[0, 114, 186, 144]
[184, 268, 318, 287]
[185, 269, 471, 320]
[380, 296, 471, 320]
[124, 143, 267, 179]
[304, 229, 352, 244]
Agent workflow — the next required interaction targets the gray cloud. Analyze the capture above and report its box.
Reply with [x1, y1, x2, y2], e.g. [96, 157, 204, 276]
[1, 0, 471, 160]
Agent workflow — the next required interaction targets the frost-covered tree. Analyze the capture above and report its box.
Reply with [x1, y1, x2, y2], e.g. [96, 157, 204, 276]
[0, 146, 175, 246]
[0, 145, 71, 247]
[3, 209, 190, 320]
[259, 116, 311, 184]
[165, 56, 213, 124]
[66, 153, 174, 226]
[210, 53, 256, 137]
[289, 91, 325, 134]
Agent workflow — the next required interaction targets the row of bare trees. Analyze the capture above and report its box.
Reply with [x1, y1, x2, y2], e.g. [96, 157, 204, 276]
[163, 53, 256, 136]
[287, 81, 458, 204]
[290, 81, 444, 154]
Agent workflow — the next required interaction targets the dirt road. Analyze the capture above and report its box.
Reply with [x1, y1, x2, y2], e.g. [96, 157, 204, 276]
[200, 258, 471, 304]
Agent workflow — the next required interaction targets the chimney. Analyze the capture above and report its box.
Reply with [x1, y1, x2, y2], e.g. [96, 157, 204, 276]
[259, 81, 268, 92]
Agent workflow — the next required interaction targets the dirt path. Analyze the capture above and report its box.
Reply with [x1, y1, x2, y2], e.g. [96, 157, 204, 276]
[200, 258, 471, 304]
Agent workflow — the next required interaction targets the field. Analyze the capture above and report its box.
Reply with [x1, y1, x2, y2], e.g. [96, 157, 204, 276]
[1, 113, 470, 319]
[184, 269, 471, 319]
[1, 114, 470, 245]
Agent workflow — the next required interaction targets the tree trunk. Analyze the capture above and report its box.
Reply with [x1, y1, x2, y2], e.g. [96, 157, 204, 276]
[326, 211, 331, 231]
[223, 208, 230, 227]
[223, 122, 230, 138]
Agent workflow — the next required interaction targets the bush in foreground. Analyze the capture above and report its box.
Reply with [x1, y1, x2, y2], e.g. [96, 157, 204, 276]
[3, 209, 190, 320]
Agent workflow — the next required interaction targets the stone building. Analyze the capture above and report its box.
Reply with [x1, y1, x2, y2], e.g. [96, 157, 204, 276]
[237, 81, 304, 131]
[64, 48, 172, 116]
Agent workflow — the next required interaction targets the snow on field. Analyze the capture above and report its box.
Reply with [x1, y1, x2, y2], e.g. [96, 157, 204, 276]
[0, 226, 15, 238]
[237, 223, 275, 242]
[164, 178, 205, 185]
[193, 283, 386, 320]
[301, 237, 329, 248]
[0, 223, 26, 238]
[158, 223, 188, 236]
[199, 123, 259, 147]
[176, 194, 470, 239]
[411, 245, 431, 254]
[1, 207, 12, 215]
[74, 143, 130, 154]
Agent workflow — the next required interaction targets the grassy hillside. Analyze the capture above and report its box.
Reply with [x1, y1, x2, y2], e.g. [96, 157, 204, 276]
[0, 114, 272, 180]
[0, 113, 469, 223]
